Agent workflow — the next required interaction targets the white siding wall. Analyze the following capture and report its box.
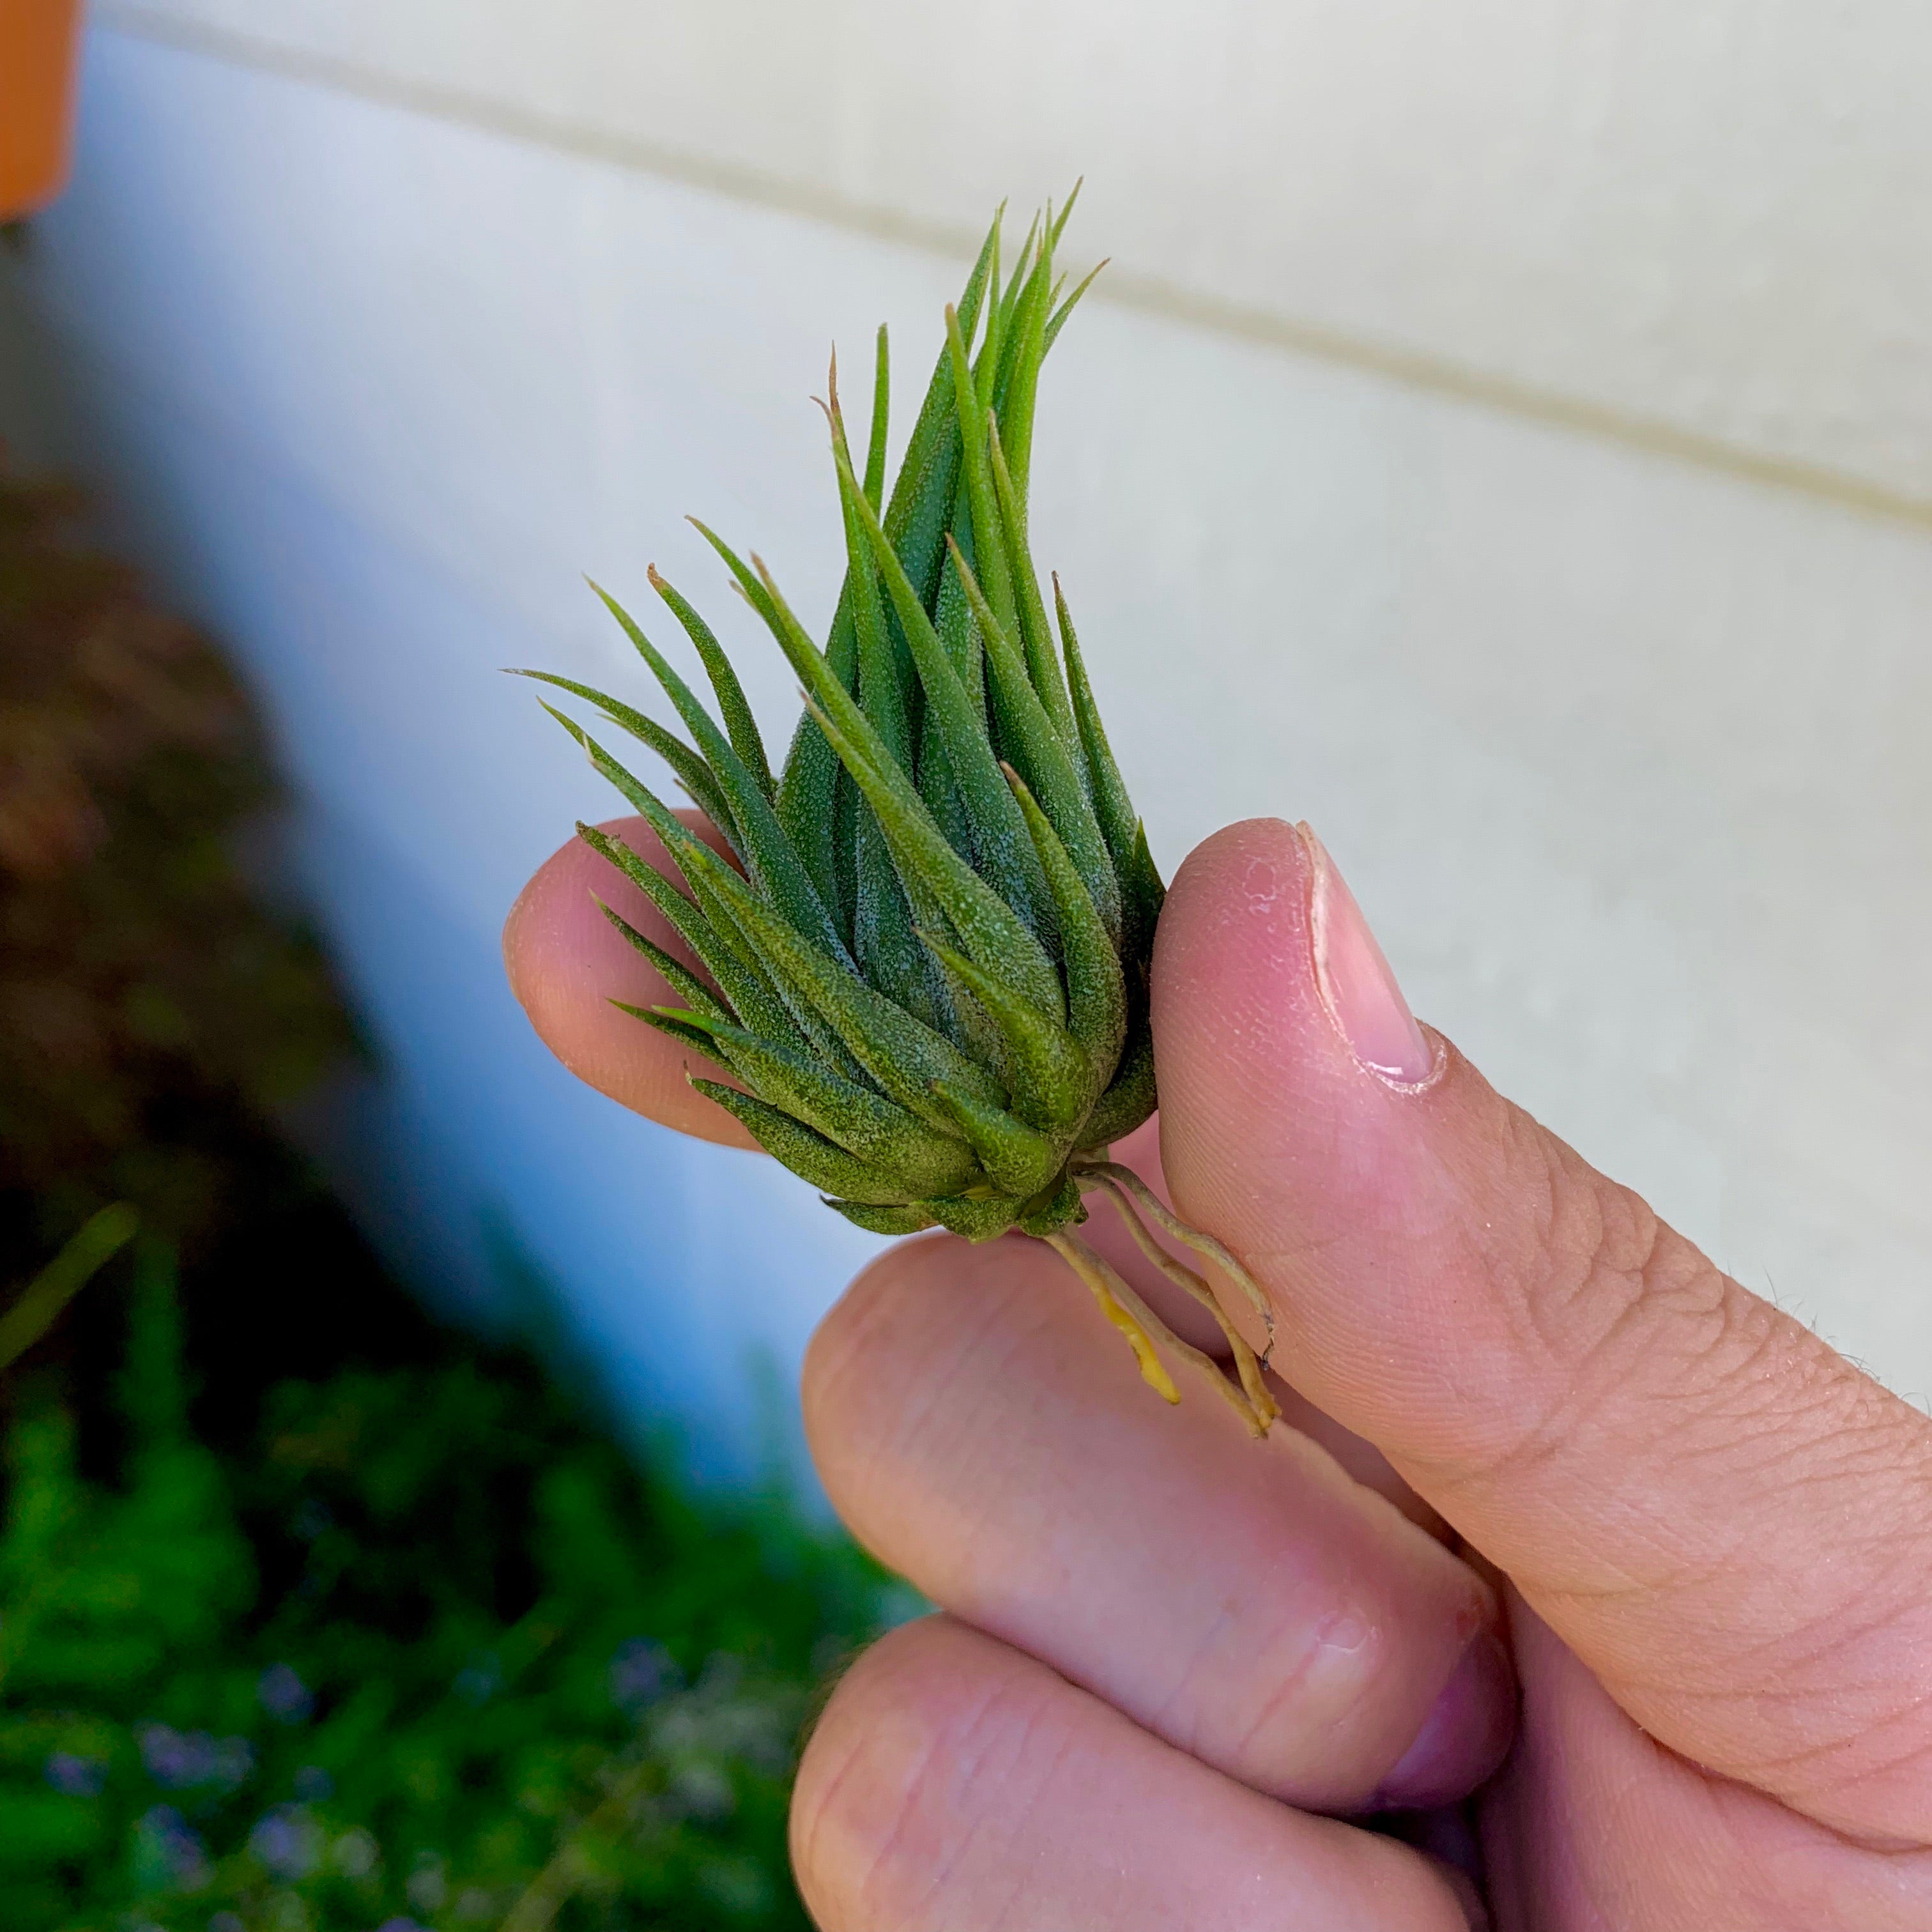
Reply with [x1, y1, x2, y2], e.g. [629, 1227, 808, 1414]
[3, 7, 1928, 1474]
[88, 0, 1932, 512]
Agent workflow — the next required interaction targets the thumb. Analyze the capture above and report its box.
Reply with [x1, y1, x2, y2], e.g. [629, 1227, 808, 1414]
[1153, 817, 1932, 1846]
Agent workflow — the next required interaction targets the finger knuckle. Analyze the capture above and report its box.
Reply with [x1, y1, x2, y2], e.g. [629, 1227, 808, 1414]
[1487, 1121, 1788, 1481]
[1482, 1119, 1922, 1544]
[801, 1235, 1059, 1515]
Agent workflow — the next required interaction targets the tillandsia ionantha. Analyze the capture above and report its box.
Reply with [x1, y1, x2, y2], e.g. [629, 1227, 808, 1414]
[522, 193, 1282, 1435]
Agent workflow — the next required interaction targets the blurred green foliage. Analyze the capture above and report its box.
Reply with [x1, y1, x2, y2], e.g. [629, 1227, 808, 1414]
[1, 1243, 887, 1931]
[0, 474, 895, 1928]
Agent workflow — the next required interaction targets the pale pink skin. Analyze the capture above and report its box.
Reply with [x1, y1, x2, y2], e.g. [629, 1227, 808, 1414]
[505, 813, 1932, 1930]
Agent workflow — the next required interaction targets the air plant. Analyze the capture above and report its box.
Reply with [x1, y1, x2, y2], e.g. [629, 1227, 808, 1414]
[523, 195, 1280, 1434]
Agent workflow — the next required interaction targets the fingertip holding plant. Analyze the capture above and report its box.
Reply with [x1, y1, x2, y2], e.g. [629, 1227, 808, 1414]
[523, 195, 1277, 1434]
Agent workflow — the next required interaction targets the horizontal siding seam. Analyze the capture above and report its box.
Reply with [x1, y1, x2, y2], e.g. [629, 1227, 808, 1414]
[91, 0, 1932, 537]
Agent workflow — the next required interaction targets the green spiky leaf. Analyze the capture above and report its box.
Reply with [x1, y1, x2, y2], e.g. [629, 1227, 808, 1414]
[532, 194, 1165, 1243]
[670, 1009, 979, 1199]
[595, 900, 732, 1023]
[588, 579, 849, 963]
[647, 565, 775, 799]
[825, 1199, 937, 1236]
[515, 671, 741, 849]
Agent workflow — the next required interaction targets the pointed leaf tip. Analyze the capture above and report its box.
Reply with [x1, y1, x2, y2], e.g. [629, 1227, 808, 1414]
[915, 925, 1091, 1131]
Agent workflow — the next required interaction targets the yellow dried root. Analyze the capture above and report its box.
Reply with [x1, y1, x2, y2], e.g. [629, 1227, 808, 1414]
[1072, 1158, 1276, 1367]
[1082, 1174, 1280, 1428]
[1046, 1228, 1271, 1436]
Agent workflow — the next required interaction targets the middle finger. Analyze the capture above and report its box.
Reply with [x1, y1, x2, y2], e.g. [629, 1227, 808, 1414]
[804, 1231, 1515, 1815]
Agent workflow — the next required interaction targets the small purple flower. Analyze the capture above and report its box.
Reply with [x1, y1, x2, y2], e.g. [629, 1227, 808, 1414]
[139, 1725, 200, 1788]
[376, 1920, 426, 1932]
[609, 1637, 679, 1711]
[257, 1661, 314, 1724]
[137, 1726, 253, 1791]
[209, 1913, 246, 1932]
[44, 1751, 107, 1797]
[249, 1802, 323, 1880]
[132, 1805, 211, 1892]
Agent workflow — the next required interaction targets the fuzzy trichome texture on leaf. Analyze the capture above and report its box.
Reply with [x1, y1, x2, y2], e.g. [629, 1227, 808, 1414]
[528, 197, 1158, 1243]
[527, 198, 1280, 1431]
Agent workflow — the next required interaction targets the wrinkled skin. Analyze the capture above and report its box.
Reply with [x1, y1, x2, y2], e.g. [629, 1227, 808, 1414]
[507, 812, 1932, 1929]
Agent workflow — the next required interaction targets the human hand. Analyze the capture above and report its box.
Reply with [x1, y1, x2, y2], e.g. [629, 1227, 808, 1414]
[507, 812, 1932, 1928]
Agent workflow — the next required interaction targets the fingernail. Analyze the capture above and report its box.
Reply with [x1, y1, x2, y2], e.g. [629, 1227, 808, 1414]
[1301, 824, 1436, 1087]
[1368, 1630, 1517, 1812]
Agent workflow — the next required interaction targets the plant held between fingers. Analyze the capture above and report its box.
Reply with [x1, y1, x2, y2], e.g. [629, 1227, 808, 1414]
[525, 195, 1278, 1434]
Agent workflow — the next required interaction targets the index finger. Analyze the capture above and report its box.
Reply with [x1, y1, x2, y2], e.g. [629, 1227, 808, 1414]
[503, 813, 755, 1147]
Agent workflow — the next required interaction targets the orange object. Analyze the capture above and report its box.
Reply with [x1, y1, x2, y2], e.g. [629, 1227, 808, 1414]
[1, 0, 84, 221]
